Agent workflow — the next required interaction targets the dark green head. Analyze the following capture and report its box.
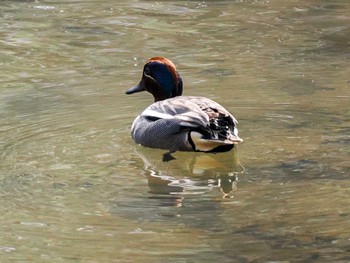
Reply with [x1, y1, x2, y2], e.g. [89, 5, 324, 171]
[126, 57, 183, 102]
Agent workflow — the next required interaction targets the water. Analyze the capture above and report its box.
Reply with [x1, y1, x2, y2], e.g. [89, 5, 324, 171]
[1, 0, 349, 262]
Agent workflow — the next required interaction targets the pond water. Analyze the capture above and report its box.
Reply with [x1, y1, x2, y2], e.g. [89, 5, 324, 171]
[1, 0, 349, 262]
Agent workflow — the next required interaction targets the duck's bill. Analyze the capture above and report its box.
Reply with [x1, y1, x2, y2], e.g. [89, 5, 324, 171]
[125, 83, 145, 94]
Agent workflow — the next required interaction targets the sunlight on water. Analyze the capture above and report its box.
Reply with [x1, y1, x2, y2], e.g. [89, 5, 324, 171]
[0, 0, 349, 262]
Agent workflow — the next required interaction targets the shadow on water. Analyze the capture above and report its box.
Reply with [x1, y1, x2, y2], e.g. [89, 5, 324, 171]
[110, 147, 244, 226]
[138, 147, 243, 199]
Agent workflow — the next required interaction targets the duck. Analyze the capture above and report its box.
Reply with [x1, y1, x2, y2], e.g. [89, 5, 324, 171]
[126, 57, 243, 161]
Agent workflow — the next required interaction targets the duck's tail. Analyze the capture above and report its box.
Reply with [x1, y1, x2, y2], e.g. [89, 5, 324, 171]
[189, 131, 243, 152]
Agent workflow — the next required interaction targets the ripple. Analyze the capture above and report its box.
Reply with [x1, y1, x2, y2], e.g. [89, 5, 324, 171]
[0, 246, 16, 252]
[33, 5, 56, 10]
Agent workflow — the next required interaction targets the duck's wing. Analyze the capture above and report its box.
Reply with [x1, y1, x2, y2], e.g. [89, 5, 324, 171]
[185, 96, 238, 125]
[183, 96, 242, 151]
[143, 96, 238, 127]
[141, 96, 210, 128]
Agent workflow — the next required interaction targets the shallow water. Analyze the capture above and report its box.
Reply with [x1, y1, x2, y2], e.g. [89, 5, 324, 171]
[1, 0, 350, 262]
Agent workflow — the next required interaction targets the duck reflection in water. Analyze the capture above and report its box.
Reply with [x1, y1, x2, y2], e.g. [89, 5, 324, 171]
[134, 146, 244, 202]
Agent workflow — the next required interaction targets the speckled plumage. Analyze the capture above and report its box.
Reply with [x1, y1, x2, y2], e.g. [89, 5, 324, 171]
[126, 57, 242, 158]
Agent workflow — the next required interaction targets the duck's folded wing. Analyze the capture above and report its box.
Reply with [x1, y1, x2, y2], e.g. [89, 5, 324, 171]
[142, 98, 210, 128]
[186, 96, 238, 125]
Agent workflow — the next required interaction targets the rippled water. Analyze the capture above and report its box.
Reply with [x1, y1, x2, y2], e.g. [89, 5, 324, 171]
[1, 0, 349, 262]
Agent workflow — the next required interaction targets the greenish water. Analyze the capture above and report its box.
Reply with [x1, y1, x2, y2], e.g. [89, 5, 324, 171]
[1, 0, 349, 262]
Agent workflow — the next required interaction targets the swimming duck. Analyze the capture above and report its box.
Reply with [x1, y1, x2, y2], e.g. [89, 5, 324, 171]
[126, 57, 243, 161]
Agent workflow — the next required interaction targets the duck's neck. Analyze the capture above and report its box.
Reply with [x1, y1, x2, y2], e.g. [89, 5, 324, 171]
[153, 92, 172, 102]
[153, 76, 183, 102]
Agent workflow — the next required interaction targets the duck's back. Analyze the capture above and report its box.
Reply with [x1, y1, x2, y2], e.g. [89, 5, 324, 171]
[131, 96, 239, 152]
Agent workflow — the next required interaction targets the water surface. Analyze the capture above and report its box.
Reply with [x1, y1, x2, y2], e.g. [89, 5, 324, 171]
[1, 0, 350, 262]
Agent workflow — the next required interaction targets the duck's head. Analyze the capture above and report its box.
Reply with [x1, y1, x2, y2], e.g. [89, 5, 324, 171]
[126, 57, 183, 102]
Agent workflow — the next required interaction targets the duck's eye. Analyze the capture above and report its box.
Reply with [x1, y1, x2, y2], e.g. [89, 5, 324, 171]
[144, 67, 152, 76]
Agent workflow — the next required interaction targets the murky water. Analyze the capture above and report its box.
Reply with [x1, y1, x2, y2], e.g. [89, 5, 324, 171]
[1, 0, 349, 262]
